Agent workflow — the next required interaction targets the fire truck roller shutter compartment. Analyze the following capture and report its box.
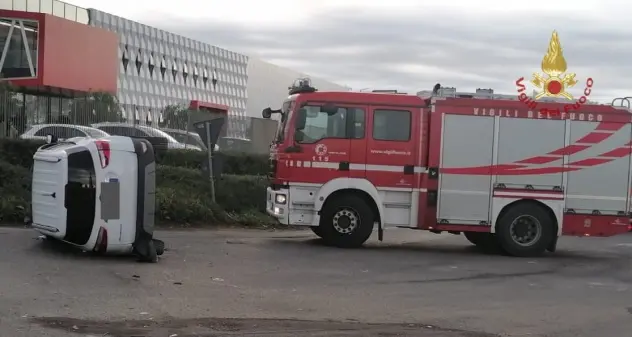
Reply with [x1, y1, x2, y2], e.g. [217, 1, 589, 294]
[495, 118, 565, 190]
[565, 120, 631, 215]
[438, 115, 495, 224]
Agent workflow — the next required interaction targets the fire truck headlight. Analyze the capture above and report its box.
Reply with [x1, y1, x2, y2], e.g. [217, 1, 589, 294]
[275, 194, 287, 204]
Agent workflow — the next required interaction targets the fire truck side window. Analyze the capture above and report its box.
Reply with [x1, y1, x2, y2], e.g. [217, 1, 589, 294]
[372, 109, 411, 141]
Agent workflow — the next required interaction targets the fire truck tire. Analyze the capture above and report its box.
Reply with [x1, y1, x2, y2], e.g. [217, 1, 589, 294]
[310, 226, 325, 238]
[319, 194, 375, 248]
[463, 232, 503, 252]
[495, 203, 555, 257]
[463, 232, 487, 245]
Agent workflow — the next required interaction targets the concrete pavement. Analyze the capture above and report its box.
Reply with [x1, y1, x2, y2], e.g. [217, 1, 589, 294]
[0, 227, 630, 336]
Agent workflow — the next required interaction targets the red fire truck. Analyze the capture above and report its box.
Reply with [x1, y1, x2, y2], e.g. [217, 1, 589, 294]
[262, 83, 632, 257]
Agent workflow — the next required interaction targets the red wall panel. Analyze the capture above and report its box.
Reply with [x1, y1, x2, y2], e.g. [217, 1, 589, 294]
[0, 10, 118, 95]
[40, 14, 118, 94]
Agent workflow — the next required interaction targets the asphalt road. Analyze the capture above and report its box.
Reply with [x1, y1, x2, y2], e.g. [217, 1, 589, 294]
[0, 227, 631, 337]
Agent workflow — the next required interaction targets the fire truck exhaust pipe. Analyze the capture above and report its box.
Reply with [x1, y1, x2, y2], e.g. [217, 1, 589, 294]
[377, 222, 383, 241]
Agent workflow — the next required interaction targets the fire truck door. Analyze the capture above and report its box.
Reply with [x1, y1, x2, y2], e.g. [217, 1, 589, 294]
[365, 107, 417, 189]
[365, 106, 417, 227]
[289, 104, 353, 184]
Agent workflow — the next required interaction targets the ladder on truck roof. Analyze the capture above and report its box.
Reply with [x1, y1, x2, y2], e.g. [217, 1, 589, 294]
[611, 97, 632, 110]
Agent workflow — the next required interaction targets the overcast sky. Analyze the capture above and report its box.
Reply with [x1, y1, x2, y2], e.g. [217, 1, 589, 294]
[70, 0, 631, 103]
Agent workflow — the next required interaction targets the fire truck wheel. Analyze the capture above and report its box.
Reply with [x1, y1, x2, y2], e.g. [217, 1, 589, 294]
[319, 194, 375, 248]
[463, 232, 503, 252]
[496, 203, 555, 257]
[310, 226, 325, 238]
[463, 232, 487, 245]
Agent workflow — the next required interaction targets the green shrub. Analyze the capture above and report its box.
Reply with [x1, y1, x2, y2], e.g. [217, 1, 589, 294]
[0, 160, 31, 223]
[155, 165, 271, 223]
[0, 138, 44, 168]
[160, 149, 269, 176]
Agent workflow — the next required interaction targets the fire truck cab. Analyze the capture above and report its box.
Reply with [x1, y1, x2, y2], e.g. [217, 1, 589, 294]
[264, 82, 632, 257]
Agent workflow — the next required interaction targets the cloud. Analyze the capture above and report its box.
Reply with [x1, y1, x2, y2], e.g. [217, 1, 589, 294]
[72, 0, 632, 102]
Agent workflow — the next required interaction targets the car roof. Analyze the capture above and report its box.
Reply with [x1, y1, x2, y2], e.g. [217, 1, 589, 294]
[162, 128, 199, 135]
[32, 124, 105, 132]
[92, 122, 179, 142]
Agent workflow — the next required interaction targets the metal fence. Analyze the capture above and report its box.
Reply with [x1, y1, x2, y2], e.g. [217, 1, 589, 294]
[0, 91, 278, 155]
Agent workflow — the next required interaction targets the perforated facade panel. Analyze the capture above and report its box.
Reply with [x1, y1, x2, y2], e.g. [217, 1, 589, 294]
[87, 9, 248, 137]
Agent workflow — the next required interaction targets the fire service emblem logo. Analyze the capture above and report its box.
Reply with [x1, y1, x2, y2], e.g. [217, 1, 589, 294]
[315, 144, 328, 156]
[515, 30, 594, 115]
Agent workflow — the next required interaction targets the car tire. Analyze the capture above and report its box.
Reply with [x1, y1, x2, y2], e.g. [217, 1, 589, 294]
[319, 194, 375, 248]
[496, 202, 555, 257]
[153, 239, 165, 256]
[136, 238, 158, 263]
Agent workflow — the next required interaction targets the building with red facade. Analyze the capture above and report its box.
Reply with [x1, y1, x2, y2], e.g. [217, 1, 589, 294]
[0, 0, 349, 139]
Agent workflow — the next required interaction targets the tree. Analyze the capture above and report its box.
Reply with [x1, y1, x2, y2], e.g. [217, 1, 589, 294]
[0, 81, 24, 137]
[161, 104, 189, 129]
[69, 92, 124, 126]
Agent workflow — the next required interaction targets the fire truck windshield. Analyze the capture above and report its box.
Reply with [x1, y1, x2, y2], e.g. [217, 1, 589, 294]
[275, 99, 294, 143]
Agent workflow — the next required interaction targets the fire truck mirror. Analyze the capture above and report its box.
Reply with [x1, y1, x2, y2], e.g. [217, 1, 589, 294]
[322, 104, 338, 115]
[296, 108, 307, 130]
[261, 107, 272, 119]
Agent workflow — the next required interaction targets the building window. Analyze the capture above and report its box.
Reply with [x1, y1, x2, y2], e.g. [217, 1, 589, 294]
[121, 45, 129, 73]
[182, 61, 188, 84]
[0, 19, 39, 78]
[192, 64, 199, 86]
[135, 48, 142, 75]
[160, 56, 166, 80]
[171, 58, 178, 82]
[148, 52, 155, 78]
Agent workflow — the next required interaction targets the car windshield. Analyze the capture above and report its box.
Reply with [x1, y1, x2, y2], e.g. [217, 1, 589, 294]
[275, 99, 294, 143]
[141, 127, 180, 143]
[167, 131, 206, 149]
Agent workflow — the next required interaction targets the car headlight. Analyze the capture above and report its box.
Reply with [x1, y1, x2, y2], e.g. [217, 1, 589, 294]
[275, 194, 287, 204]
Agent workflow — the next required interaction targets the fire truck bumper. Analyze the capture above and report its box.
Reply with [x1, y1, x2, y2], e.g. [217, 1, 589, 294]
[266, 187, 289, 224]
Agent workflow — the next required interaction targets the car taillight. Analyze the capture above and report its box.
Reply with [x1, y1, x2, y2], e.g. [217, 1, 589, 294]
[95, 140, 111, 168]
[94, 226, 108, 253]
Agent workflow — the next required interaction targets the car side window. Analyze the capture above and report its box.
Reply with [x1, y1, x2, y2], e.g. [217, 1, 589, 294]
[34, 126, 67, 138]
[372, 109, 411, 141]
[67, 128, 87, 138]
[98, 126, 118, 135]
[34, 127, 53, 137]
[131, 128, 149, 138]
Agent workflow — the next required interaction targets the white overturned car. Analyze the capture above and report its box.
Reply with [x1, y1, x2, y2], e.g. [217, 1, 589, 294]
[30, 135, 164, 262]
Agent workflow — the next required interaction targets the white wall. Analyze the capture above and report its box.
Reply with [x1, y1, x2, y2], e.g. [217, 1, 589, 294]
[246, 57, 351, 117]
